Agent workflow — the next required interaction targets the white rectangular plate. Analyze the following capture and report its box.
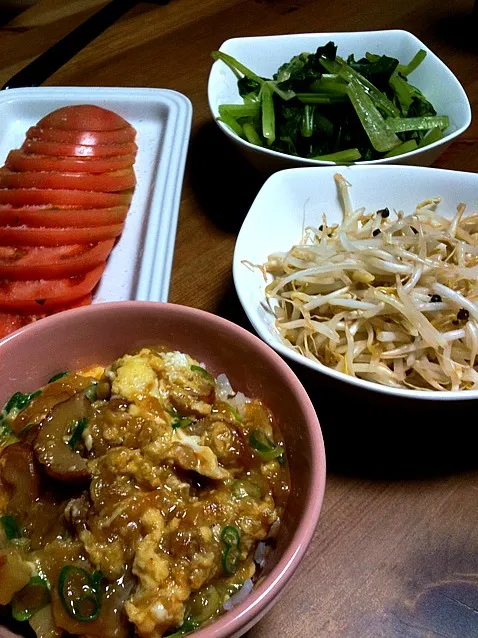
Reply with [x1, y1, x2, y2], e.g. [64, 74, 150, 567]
[0, 86, 192, 302]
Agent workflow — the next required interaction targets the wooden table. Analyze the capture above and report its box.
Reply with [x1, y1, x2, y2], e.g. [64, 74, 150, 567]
[0, 1, 477, 636]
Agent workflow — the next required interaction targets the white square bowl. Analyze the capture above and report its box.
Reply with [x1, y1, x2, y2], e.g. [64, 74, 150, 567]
[233, 164, 478, 401]
[208, 30, 471, 172]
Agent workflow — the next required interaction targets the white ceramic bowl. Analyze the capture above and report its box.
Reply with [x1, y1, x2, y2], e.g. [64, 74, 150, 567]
[233, 165, 478, 401]
[208, 31, 471, 172]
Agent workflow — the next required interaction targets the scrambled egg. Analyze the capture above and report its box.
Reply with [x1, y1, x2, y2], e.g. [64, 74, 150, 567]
[0, 347, 289, 638]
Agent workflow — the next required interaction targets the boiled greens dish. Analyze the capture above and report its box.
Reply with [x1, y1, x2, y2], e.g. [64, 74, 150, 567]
[213, 42, 449, 162]
[0, 347, 289, 637]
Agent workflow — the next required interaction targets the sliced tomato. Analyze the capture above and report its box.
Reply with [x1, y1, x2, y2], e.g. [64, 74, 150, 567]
[6, 151, 136, 174]
[0, 206, 128, 228]
[26, 127, 136, 145]
[0, 168, 136, 192]
[37, 105, 131, 131]
[22, 140, 137, 158]
[0, 264, 105, 311]
[0, 240, 114, 279]
[0, 295, 92, 339]
[0, 189, 132, 208]
[0, 224, 123, 246]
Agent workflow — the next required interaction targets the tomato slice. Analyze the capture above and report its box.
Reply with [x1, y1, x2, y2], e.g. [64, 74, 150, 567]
[26, 127, 136, 145]
[0, 240, 114, 279]
[22, 140, 137, 158]
[0, 168, 136, 192]
[0, 224, 123, 246]
[37, 105, 131, 131]
[0, 189, 132, 208]
[6, 151, 136, 174]
[0, 264, 105, 311]
[0, 295, 93, 339]
[0, 206, 128, 228]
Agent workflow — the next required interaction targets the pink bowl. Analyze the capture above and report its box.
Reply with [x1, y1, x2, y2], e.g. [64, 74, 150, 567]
[0, 301, 326, 638]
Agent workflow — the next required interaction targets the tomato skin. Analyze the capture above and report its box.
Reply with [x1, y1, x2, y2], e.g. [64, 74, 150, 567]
[0, 295, 92, 339]
[0, 189, 132, 208]
[0, 224, 123, 246]
[22, 140, 137, 158]
[0, 168, 136, 192]
[0, 206, 128, 228]
[26, 127, 136, 145]
[37, 105, 131, 131]
[6, 151, 136, 174]
[0, 240, 114, 279]
[0, 263, 105, 311]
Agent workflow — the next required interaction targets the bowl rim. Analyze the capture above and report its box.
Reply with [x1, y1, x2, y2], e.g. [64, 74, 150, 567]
[233, 164, 478, 402]
[0, 300, 327, 638]
[207, 29, 472, 166]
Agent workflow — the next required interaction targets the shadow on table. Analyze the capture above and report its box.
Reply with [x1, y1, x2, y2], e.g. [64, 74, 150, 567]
[216, 279, 478, 481]
[430, 6, 478, 54]
[188, 121, 265, 235]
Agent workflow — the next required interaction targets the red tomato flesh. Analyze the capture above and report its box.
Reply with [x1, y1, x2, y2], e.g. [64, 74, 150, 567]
[22, 140, 137, 158]
[0, 240, 114, 279]
[0, 206, 128, 228]
[26, 127, 136, 145]
[0, 295, 93, 340]
[37, 105, 131, 131]
[0, 189, 132, 208]
[0, 224, 124, 246]
[0, 263, 105, 311]
[6, 151, 136, 174]
[0, 168, 136, 192]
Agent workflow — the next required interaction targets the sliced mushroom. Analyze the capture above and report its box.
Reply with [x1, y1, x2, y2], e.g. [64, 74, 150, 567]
[34, 393, 91, 483]
[0, 442, 41, 515]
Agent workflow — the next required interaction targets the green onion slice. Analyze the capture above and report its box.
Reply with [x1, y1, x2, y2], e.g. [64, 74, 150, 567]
[68, 417, 88, 450]
[4, 390, 41, 415]
[190, 365, 215, 382]
[1, 514, 22, 540]
[48, 371, 68, 384]
[221, 525, 240, 548]
[58, 566, 103, 622]
[249, 429, 284, 461]
[11, 576, 51, 622]
[83, 384, 98, 403]
[222, 545, 240, 575]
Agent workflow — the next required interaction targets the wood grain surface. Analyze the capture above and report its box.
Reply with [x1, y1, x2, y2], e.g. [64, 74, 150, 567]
[0, 1, 478, 636]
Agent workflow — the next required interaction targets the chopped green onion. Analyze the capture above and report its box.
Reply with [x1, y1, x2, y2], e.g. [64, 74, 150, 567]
[58, 566, 103, 623]
[397, 49, 427, 76]
[165, 619, 199, 637]
[226, 403, 242, 422]
[249, 429, 284, 461]
[387, 115, 449, 133]
[231, 479, 262, 499]
[346, 79, 401, 153]
[221, 525, 240, 548]
[261, 83, 275, 144]
[48, 371, 68, 384]
[1, 514, 21, 540]
[218, 103, 261, 119]
[187, 585, 221, 623]
[311, 148, 361, 163]
[68, 417, 88, 450]
[11, 576, 51, 622]
[190, 365, 215, 382]
[417, 126, 444, 148]
[222, 546, 240, 575]
[243, 122, 263, 146]
[383, 139, 418, 158]
[4, 390, 41, 415]
[83, 384, 98, 403]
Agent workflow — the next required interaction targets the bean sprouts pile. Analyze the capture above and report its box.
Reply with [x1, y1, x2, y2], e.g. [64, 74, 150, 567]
[263, 174, 478, 391]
